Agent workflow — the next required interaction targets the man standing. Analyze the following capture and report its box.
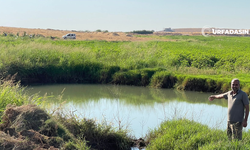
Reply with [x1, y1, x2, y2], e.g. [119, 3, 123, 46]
[208, 78, 249, 140]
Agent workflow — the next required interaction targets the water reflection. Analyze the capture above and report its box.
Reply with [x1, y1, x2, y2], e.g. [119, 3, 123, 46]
[26, 84, 246, 138]
[26, 84, 227, 106]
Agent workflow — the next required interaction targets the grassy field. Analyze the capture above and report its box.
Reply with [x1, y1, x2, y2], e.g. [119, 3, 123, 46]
[1, 34, 250, 94]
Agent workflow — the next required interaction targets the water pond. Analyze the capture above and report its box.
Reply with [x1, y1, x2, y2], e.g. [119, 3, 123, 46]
[26, 84, 247, 139]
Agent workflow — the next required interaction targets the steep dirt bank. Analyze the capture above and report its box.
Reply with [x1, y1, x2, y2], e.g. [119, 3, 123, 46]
[0, 105, 140, 150]
[0, 105, 62, 150]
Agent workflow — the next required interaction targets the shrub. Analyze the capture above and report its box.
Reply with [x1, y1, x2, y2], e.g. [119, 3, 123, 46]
[132, 30, 154, 34]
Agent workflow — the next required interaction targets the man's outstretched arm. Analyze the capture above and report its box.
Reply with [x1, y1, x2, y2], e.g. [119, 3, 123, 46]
[208, 94, 225, 101]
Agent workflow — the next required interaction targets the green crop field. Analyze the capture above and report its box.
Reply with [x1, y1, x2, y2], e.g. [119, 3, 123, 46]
[1, 34, 250, 93]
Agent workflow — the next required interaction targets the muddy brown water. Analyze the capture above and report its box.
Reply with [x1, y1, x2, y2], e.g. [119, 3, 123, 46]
[25, 84, 249, 141]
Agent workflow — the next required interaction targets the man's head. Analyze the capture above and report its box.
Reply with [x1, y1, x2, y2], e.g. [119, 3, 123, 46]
[231, 78, 240, 92]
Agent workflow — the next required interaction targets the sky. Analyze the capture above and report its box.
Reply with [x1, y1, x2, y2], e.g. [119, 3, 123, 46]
[0, 0, 249, 32]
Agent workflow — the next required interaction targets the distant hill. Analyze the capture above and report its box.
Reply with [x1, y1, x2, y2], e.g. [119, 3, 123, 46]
[0, 26, 162, 41]
[1, 26, 249, 39]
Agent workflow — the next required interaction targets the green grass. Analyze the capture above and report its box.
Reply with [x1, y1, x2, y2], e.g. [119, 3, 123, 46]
[146, 119, 250, 150]
[1, 35, 250, 94]
[53, 112, 132, 150]
[2, 35, 250, 72]
[0, 76, 42, 116]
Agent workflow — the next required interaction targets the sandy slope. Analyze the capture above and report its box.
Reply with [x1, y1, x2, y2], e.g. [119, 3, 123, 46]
[0, 26, 162, 41]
